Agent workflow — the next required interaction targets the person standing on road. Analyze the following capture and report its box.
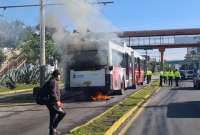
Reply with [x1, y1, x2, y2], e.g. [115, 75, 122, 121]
[163, 70, 168, 84]
[160, 70, 164, 86]
[46, 69, 66, 135]
[174, 69, 181, 87]
[146, 69, 153, 84]
[168, 70, 174, 86]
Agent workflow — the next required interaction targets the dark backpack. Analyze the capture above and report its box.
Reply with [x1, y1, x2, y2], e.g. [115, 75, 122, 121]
[33, 81, 50, 105]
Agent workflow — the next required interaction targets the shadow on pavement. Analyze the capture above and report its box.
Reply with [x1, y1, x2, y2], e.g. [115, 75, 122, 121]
[170, 87, 200, 91]
[167, 101, 200, 118]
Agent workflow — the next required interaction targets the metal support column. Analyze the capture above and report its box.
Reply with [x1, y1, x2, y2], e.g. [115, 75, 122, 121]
[40, 0, 46, 87]
[159, 48, 165, 71]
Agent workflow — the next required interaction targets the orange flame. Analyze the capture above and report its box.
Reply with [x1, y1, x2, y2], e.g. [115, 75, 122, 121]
[91, 91, 112, 101]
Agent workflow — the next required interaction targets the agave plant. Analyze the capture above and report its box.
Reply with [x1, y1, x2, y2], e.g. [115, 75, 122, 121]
[0, 64, 53, 87]
[0, 64, 39, 85]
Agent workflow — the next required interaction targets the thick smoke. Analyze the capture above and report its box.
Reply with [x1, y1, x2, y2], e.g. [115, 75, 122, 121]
[46, 0, 120, 69]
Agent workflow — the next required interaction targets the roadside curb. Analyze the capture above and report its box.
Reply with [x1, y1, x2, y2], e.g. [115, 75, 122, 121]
[69, 86, 148, 133]
[0, 103, 36, 107]
[70, 99, 117, 133]
[68, 83, 160, 134]
[104, 87, 161, 135]
[0, 90, 81, 108]
[0, 89, 32, 96]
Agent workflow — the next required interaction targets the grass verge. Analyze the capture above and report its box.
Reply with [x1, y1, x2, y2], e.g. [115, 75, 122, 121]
[0, 83, 64, 95]
[0, 84, 35, 93]
[66, 81, 160, 135]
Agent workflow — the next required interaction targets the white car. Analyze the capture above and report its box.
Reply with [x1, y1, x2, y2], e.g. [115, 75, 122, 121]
[180, 70, 194, 79]
[185, 70, 194, 79]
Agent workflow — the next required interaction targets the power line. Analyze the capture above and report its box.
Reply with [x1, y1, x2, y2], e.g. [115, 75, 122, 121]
[0, 3, 61, 10]
[0, 1, 114, 10]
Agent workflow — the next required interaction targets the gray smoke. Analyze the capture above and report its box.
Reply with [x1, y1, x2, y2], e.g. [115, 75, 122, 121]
[46, 0, 120, 69]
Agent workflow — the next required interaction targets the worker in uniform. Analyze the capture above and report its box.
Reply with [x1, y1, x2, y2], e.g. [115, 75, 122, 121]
[146, 69, 153, 84]
[174, 69, 181, 87]
[168, 70, 174, 87]
[160, 70, 164, 86]
[163, 70, 168, 84]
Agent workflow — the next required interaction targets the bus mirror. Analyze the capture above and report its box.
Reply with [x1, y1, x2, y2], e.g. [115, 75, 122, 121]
[109, 66, 113, 71]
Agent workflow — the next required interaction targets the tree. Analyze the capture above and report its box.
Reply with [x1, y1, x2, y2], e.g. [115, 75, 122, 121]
[19, 27, 61, 65]
[20, 33, 40, 64]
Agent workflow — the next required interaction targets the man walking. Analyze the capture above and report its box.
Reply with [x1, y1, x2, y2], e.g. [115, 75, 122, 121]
[174, 69, 181, 87]
[160, 70, 164, 86]
[146, 69, 152, 84]
[168, 70, 174, 87]
[163, 70, 168, 84]
[46, 70, 66, 135]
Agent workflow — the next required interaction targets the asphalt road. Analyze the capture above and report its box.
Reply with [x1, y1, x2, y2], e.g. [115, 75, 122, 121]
[0, 86, 144, 135]
[125, 80, 200, 135]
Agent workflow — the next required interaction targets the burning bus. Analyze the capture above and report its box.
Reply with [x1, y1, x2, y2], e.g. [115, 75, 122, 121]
[64, 40, 144, 96]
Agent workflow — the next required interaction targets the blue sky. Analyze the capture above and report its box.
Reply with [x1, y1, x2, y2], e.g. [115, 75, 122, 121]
[1, 0, 200, 60]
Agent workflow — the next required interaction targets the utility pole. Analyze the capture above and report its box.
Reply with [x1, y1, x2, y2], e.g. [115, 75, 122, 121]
[145, 49, 148, 72]
[40, 0, 46, 87]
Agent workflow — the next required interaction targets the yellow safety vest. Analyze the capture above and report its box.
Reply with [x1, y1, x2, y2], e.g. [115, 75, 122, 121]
[174, 71, 181, 78]
[147, 70, 152, 76]
[168, 71, 174, 77]
[160, 71, 164, 76]
[163, 71, 168, 77]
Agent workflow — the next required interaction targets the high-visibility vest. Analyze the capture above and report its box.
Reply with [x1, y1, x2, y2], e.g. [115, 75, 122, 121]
[147, 70, 152, 76]
[174, 71, 181, 78]
[163, 71, 168, 77]
[160, 71, 164, 77]
[168, 71, 174, 77]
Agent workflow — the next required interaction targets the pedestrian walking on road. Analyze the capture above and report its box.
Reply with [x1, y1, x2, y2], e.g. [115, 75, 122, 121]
[46, 70, 66, 135]
[163, 70, 168, 84]
[174, 69, 181, 87]
[160, 70, 164, 86]
[146, 69, 152, 84]
[168, 70, 174, 86]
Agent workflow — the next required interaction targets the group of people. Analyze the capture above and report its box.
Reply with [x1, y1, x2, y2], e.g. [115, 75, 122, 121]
[159, 69, 181, 87]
